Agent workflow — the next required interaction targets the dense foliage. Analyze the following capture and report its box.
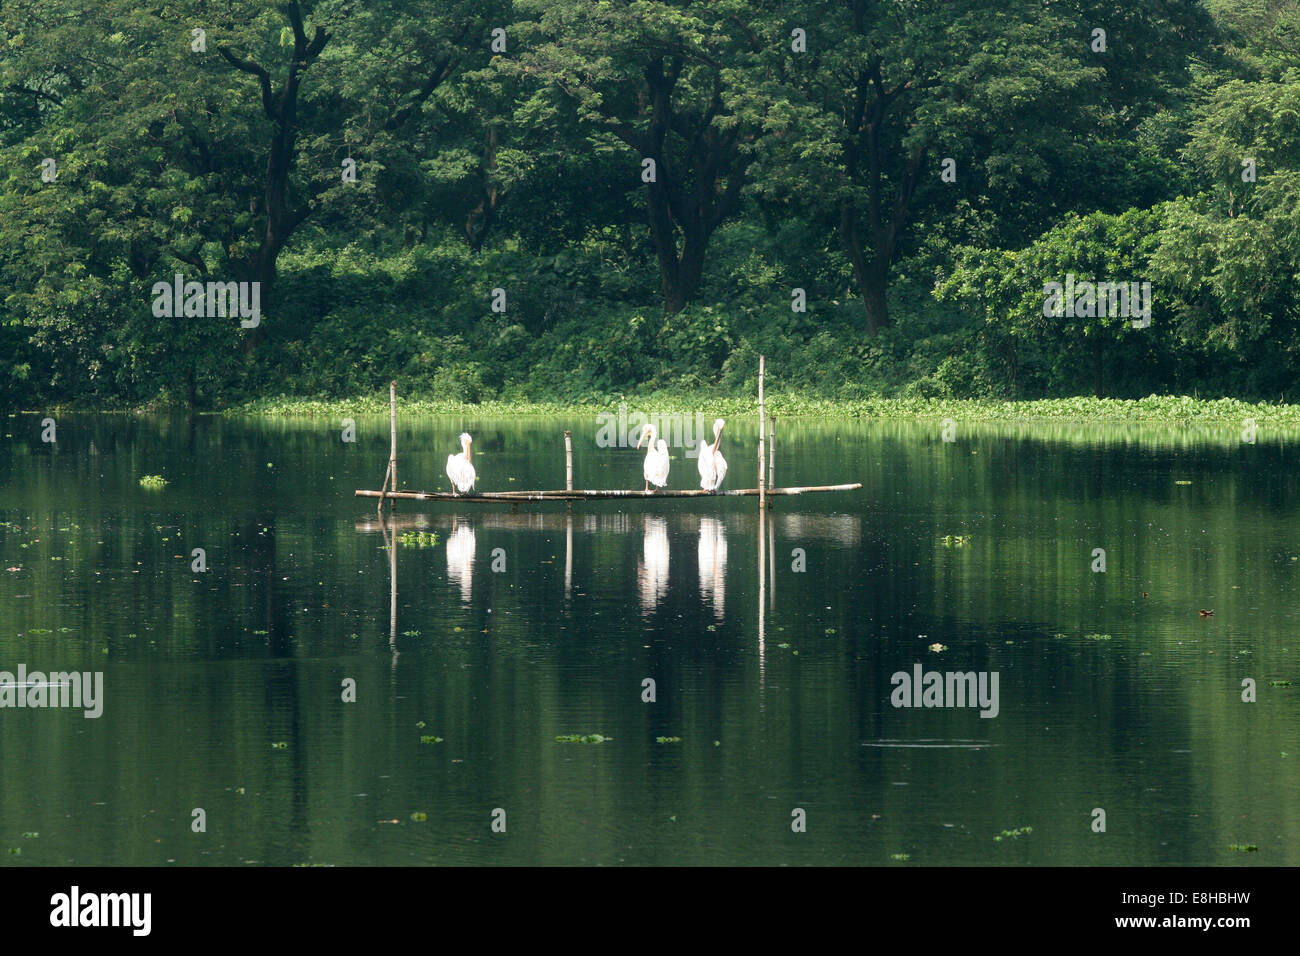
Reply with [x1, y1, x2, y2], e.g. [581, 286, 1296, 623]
[2, 0, 1297, 409]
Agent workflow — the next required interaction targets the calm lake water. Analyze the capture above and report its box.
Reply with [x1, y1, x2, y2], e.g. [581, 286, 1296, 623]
[1, 412, 1297, 865]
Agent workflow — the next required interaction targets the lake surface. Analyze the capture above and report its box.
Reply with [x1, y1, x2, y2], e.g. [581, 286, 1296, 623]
[1, 412, 1297, 865]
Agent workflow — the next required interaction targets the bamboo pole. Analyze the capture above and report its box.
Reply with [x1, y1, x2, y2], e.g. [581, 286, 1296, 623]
[757, 356, 766, 512]
[388, 381, 398, 512]
[355, 483, 861, 502]
[564, 430, 573, 490]
[376, 461, 391, 515]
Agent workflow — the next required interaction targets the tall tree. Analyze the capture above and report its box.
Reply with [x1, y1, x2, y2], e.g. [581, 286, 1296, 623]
[508, 0, 782, 313]
[785, 0, 1217, 336]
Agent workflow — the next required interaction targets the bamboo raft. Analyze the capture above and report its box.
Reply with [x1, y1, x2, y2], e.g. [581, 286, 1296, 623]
[357, 358, 861, 510]
[356, 483, 861, 503]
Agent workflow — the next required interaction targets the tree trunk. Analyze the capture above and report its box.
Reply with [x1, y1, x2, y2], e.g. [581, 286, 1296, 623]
[859, 262, 891, 336]
[840, 201, 891, 336]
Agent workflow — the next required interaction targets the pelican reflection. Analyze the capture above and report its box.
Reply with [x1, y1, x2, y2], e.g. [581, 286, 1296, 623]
[446, 518, 476, 602]
[697, 517, 728, 618]
[638, 515, 670, 613]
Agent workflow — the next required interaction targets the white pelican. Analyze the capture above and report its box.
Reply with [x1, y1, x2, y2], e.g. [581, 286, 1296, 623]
[636, 423, 670, 492]
[446, 432, 476, 494]
[697, 418, 728, 491]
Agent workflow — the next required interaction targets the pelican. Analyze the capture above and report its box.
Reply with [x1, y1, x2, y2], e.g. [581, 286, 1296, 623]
[446, 432, 476, 494]
[697, 418, 728, 491]
[636, 423, 670, 492]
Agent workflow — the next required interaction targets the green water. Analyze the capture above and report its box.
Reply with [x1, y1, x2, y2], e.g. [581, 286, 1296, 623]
[0, 412, 1296, 865]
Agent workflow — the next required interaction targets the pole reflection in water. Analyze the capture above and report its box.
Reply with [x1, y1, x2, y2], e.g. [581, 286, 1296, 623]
[565, 510, 573, 601]
[446, 517, 476, 603]
[638, 515, 670, 614]
[768, 507, 775, 611]
[758, 504, 767, 702]
[697, 517, 727, 619]
[378, 508, 400, 675]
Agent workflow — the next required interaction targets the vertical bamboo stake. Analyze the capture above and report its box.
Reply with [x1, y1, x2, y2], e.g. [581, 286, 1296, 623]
[757, 356, 766, 511]
[564, 430, 573, 490]
[388, 381, 398, 512]
[377, 461, 390, 515]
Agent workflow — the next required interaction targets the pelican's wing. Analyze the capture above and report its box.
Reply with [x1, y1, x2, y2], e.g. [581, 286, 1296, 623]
[697, 441, 713, 482]
[713, 451, 727, 488]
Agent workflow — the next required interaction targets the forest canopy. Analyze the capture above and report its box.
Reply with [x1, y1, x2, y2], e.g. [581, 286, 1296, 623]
[1, 0, 1297, 408]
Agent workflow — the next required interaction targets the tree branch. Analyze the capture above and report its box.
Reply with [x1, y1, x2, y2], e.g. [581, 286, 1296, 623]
[217, 47, 276, 120]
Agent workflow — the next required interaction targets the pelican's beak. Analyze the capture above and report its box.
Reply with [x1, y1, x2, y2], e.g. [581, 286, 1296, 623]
[465, 438, 472, 463]
[636, 431, 645, 450]
[714, 422, 724, 451]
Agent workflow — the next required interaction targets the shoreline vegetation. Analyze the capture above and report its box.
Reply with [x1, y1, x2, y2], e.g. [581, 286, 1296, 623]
[19, 393, 1300, 426]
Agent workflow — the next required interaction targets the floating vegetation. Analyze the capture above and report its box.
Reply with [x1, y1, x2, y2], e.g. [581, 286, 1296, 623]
[271, 742, 288, 749]
[1175, 479, 1193, 485]
[777, 643, 791, 648]
[825, 627, 837, 635]
[416, 721, 426, 728]
[138, 475, 167, 488]
[889, 853, 910, 861]
[402, 630, 421, 637]
[942, 534, 972, 547]
[29, 628, 52, 634]
[419, 736, 443, 744]
[928, 643, 947, 652]
[1269, 679, 1293, 686]
[22, 832, 38, 839]
[655, 737, 682, 744]
[398, 531, 440, 548]
[410, 812, 427, 822]
[995, 826, 1032, 842]
[556, 734, 610, 743]
[1228, 844, 1259, 853]
[7, 848, 18, 856]
[1084, 633, 1112, 641]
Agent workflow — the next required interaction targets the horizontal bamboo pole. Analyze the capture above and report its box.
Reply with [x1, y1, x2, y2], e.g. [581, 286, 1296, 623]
[355, 483, 861, 503]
